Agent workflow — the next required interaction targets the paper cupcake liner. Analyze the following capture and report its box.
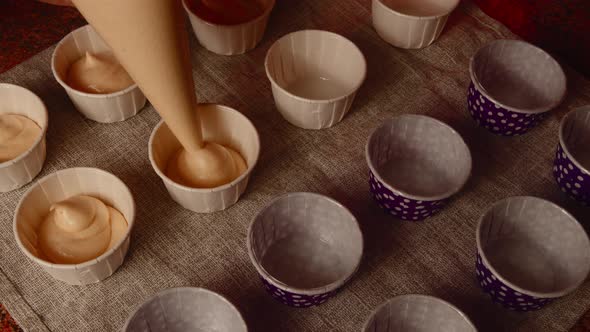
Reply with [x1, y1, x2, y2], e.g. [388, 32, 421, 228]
[475, 196, 590, 311]
[51, 25, 147, 123]
[363, 295, 476, 331]
[123, 287, 247, 332]
[372, 0, 459, 49]
[366, 114, 471, 221]
[13, 167, 136, 285]
[247, 192, 363, 307]
[183, 0, 275, 55]
[553, 106, 590, 206]
[0, 84, 48, 192]
[265, 30, 366, 130]
[149, 104, 260, 213]
[468, 40, 565, 135]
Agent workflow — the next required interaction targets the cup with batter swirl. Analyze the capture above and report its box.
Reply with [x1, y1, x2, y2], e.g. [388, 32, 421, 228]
[14, 167, 135, 285]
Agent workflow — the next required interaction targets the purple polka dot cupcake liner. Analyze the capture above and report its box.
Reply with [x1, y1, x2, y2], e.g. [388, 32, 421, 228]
[476, 197, 590, 312]
[247, 193, 363, 308]
[468, 40, 566, 136]
[369, 171, 445, 221]
[260, 277, 337, 308]
[554, 106, 590, 206]
[476, 253, 551, 311]
[366, 115, 472, 222]
[467, 83, 544, 136]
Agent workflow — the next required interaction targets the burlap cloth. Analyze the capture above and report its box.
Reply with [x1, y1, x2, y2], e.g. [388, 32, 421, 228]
[1, 1, 589, 331]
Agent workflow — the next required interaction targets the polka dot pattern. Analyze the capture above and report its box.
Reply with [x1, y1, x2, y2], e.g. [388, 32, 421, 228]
[467, 83, 545, 136]
[553, 143, 590, 206]
[369, 171, 446, 221]
[260, 277, 336, 308]
[476, 253, 552, 311]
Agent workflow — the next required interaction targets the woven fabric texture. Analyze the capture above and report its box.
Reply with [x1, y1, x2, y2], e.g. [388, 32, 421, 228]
[1, 1, 589, 331]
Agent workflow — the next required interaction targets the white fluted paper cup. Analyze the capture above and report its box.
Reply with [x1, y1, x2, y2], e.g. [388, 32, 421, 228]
[51, 25, 146, 123]
[182, 0, 275, 55]
[149, 104, 260, 213]
[13, 167, 136, 285]
[372, 0, 459, 49]
[0, 84, 48, 192]
[123, 287, 247, 332]
[265, 30, 367, 130]
[363, 295, 476, 331]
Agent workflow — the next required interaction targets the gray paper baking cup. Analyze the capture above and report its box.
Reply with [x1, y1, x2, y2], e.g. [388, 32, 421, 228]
[476, 196, 590, 311]
[366, 114, 472, 221]
[247, 192, 363, 307]
[553, 106, 590, 205]
[363, 295, 476, 331]
[468, 40, 566, 136]
[123, 287, 247, 332]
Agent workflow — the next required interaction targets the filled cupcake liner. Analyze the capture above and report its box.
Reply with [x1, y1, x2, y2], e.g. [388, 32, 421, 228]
[51, 25, 147, 123]
[123, 287, 247, 332]
[13, 167, 135, 285]
[467, 83, 544, 136]
[265, 30, 366, 130]
[0, 84, 48, 192]
[247, 192, 363, 307]
[554, 106, 590, 205]
[183, 0, 275, 55]
[363, 295, 476, 331]
[475, 197, 590, 311]
[149, 104, 260, 213]
[372, 0, 459, 49]
[366, 115, 471, 221]
[468, 40, 565, 135]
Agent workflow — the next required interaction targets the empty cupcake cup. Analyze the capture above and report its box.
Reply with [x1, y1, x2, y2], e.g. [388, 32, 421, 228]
[476, 196, 590, 311]
[149, 103, 260, 213]
[366, 114, 472, 221]
[182, 0, 275, 55]
[553, 106, 590, 206]
[13, 167, 135, 285]
[265, 30, 367, 129]
[0, 84, 48, 192]
[468, 40, 566, 136]
[247, 192, 363, 307]
[123, 287, 247, 332]
[363, 295, 476, 332]
[372, 0, 460, 49]
[51, 25, 147, 123]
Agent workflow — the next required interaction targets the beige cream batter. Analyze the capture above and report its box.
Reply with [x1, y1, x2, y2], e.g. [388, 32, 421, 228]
[66, 51, 134, 94]
[73, 0, 247, 188]
[38, 195, 128, 264]
[0, 114, 41, 163]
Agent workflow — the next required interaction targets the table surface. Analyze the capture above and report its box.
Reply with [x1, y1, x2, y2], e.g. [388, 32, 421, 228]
[1, 1, 590, 331]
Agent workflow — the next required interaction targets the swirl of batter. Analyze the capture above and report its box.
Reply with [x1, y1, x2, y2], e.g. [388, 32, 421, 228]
[38, 195, 128, 264]
[66, 51, 134, 94]
[0, 114, 41, 163]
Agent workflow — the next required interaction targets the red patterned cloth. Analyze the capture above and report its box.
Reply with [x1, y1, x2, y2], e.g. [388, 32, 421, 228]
[0, 304, 22, 332]
[474, 0, 590, 77]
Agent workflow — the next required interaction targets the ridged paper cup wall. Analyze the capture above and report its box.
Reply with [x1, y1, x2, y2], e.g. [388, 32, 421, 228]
[553, 106, 590, 205]
[149, 104, 260, 213]
[13, 167, 136, 285]
[372, 0, 460, 49]
[363, 295, 476, 331]
[366, 114, 472, 221]
[123, 287, 247, 332]
[183, 0, 275, 55]
[468, 40, 566, 136]
[247, 192, 363, 307]
[51, 25, 147, 123]
[0, 84, 48, 192]
[476, 196, 590, 311]
[265, 30, 366, 129]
